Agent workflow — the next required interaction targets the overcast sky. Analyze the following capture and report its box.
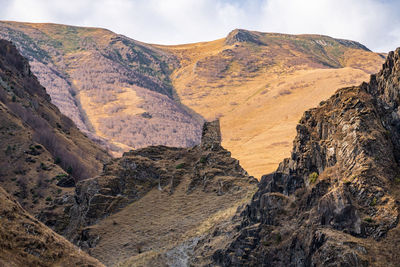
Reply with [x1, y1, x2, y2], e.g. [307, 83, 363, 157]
[0, 0, 399, 52]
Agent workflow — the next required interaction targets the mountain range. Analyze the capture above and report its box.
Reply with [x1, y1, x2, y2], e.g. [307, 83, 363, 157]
[0, 21, 398, 267]
[0, 21, 385, 177]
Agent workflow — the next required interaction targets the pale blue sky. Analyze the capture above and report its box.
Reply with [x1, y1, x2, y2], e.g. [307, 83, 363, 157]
[0, 0, 399, 52]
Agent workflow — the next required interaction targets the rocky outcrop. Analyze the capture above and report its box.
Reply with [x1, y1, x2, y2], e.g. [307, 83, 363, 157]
[212, 49, 400, 266]
[225, 29, 265, 46]
[39, 120, 257, 249]
[200, 119, 222, 150]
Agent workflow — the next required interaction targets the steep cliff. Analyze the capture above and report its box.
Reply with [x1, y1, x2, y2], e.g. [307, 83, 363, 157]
[210, 48, 400, 266]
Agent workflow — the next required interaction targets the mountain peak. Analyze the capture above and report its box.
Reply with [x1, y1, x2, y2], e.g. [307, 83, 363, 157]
[367, 46, 400, 108]
[225, 29, 263, 45]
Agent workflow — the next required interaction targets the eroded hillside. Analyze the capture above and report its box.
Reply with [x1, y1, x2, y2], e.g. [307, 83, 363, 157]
[159, 29, 385, 177]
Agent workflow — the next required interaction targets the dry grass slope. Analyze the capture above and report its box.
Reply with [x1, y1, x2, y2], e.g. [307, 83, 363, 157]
[39, 121, 258, 266]
[157, 30, 385, 178]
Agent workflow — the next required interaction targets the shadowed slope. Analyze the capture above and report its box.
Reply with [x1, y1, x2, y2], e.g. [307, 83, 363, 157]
[0, 39, 109, 217]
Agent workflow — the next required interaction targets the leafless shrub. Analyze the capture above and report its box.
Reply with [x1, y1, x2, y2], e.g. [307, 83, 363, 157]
[0, 88, 7, 102]
[279, 89, 292, 96]
[33, 128, 91, 180]
[106, 104, 125, 114]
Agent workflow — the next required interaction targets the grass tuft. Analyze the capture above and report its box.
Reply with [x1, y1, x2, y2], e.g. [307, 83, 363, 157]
[308, 172, 318, 184]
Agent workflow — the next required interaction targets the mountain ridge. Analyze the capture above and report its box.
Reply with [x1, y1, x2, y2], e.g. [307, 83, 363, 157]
[225, 28, 371, 52]
[159, 28, 384, 177]
[0, 21, 384, 177]
[0, 21, 204, 155]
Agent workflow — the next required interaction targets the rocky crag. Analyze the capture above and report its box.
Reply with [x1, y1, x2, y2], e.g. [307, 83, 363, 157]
[39, 120, 257, 265]
[209, 48, 400, 266]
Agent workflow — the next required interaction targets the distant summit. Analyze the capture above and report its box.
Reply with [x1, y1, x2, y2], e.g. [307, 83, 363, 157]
[226, 28, 370, 51]
[225, 29, 265, 45]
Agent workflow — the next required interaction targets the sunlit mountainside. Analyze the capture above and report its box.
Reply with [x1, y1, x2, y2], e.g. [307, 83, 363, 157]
[157, 29, 385, 176]
[0, 22, 384, 178]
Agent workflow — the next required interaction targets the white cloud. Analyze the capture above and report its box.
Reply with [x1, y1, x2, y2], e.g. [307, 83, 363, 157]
[258, 0, 400, 52]
[0, 0, 399, 51]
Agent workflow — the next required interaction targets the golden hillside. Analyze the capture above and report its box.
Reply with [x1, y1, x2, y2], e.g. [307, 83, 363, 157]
[157, 29, 385, 178]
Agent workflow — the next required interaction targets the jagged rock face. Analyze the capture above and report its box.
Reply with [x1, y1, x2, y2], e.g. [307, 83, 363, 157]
[39, 120, 257, 249]
[213, 49, 400, 266]
[200, 119, 222, 150]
